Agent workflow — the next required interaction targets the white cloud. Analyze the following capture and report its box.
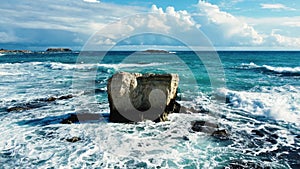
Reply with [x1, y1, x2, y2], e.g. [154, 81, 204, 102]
[269, 30, 300, 47]
[86, 4, 201, 48]
[219, 0, 244, 9]
[0, 32, 20, 43]
[83, 0, 100, 3]
[0, 0, 299, 49]
[0, 0, 145, 48]
[282, 21, 300, 27]
[0, 1, 145, 34]
[194, 1, 263, 46]
[239, 16, 300, 47]
[260, 3, 296, 11]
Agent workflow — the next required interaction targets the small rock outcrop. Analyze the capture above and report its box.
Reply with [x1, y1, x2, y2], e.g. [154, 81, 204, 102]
[191, 120, 229, 140]
[66, 137, 81, 143]
[107, 72, 180, 123]
[60, 113, 102, 124]
[46, 48, 72, 52]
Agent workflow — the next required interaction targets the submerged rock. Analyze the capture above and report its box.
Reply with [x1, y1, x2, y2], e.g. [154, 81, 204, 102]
[66, 137, 81, 143]
[191, 120, 230, 139]
[7, 94, 75, 112]
[191, 120, 218, 133]
[107, 72, 180, 123]
[212, 129, 229, 140]
[61, 114, 79, 124]
[60, 113, 102, 124]
[7, 102, 47, 112]
[226, 160, 266, 169]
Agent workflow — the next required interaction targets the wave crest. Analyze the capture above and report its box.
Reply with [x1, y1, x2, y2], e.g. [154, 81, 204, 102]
[239, 62, 300, 76]
[216, 85, 300, 124]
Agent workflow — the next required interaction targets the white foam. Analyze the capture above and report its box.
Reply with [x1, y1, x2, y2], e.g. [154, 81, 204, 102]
[262, 65, 300, 73]
[0, 71, 24, 76]
[241, 62, 259, 68]
[43, 62, 167, 70]
[240, 62, 300, 74]
[218, 86, 300, 124]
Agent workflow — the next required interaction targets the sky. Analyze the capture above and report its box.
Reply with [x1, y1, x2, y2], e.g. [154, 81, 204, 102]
[0, 0, 300, 50]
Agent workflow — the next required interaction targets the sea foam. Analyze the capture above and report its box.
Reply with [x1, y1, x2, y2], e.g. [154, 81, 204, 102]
[217, 85, 300, 124]
[240, 62, 300, 76]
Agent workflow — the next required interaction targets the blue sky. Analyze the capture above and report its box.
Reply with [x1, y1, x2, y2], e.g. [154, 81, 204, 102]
[0, 0, 299, 50]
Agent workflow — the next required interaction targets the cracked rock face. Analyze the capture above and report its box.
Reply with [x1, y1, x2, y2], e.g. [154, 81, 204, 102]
[107, 72, 179, 123]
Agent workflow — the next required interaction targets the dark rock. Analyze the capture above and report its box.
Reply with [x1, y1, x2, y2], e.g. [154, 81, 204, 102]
[7, 107, 30, 112]
[58, 94, 73, 100]
[46, 48, 72, 52]
[212, 129, 229, 140]
[226, 160, 267, 169]
[182, 136, 189, 141]
[266, 137, 277, 144]
[252, 129, 265, 137]
[191, 120, 218, 133]
[7, 94, 75, 112]
[251, 128, 279, 144]
[60, 113, 102, 124]
[107, 72, 179, 123]
[264, 126, 280, 133]
[61, 114, 79, 124]
[191, 120, 230, 140]
[198, 106, 210, 113]
[46, 96, 57, 102]
[66, 137, 81, 143]
[290, 164, 300, 169]
[7, 102, 46, 112]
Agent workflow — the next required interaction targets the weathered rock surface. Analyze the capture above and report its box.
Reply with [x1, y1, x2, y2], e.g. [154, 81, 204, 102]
[107, 72, 179, 123]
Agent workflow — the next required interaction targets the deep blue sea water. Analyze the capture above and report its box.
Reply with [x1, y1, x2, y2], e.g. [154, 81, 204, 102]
[0, 51, 299, 168]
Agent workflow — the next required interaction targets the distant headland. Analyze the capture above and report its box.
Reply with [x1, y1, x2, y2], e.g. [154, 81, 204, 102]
[0, 48, 73, 54]
[0, 48, 32, 54]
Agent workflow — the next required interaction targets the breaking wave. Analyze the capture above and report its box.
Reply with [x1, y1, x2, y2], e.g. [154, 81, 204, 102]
[217, 85, 300, 124]
[239, 62, 300, 76]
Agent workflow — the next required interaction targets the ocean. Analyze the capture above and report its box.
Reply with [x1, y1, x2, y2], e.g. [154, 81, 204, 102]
[0, 51, 299, 168]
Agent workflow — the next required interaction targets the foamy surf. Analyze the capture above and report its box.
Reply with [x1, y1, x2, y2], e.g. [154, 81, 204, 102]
[239, 62, 300, 76]
[217, 85, 300, 124]
[0, 51, 299, 168]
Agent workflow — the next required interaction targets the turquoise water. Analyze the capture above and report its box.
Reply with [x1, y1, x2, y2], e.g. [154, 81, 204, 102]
[0, 51, 299, 168]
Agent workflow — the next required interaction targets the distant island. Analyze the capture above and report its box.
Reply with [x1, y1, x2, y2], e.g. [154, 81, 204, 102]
[46, 48, 72, 53]
[0, 48, 32, 54]
[141, 49, 170, 54]
[0, 48, 73, 54]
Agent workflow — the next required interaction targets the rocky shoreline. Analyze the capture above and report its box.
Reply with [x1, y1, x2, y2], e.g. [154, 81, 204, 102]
[0, 48, 73, 54]
[0, 48, 32, 54]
